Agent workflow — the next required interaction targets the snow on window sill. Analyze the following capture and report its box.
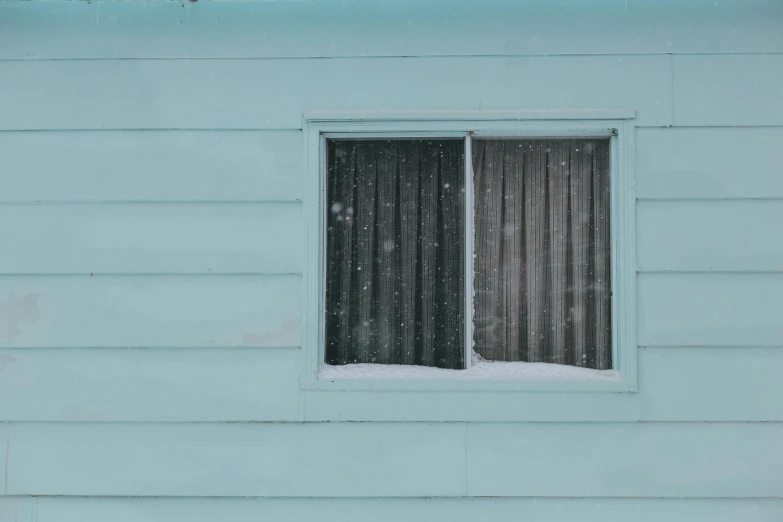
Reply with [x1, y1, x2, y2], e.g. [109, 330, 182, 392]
[318, 360, 620, 382]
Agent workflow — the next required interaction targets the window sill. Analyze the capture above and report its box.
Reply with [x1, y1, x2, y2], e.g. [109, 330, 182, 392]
[304, 361, 632, 393]
[301, 378, 633, 393]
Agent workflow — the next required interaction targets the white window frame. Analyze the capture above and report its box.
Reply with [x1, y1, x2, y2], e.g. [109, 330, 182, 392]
[302, 110, 637, 397]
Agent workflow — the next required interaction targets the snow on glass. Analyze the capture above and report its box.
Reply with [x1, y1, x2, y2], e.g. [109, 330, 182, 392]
[324, 138, 612, 377]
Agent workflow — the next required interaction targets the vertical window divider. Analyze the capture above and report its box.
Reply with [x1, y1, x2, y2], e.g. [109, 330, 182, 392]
[318, 132, 328, 372]
[464, 132, 475, 370]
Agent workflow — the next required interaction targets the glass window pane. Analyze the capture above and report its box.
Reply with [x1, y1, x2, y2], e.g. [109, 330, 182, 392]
[472, 139, 612, 369]
[325, 139, 466, 369]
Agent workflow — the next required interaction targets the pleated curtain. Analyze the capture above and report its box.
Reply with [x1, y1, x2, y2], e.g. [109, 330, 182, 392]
[324, 137, 612, 371]
[325, 139, 466, 369]
[472, 139, 612, 369]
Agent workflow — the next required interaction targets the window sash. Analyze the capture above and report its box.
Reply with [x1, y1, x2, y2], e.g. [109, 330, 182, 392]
[321, 131, 616, 371]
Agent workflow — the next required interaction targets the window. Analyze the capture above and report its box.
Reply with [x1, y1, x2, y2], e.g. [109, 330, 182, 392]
[323, 134, 612, 372]
[302, 111, 636, 396]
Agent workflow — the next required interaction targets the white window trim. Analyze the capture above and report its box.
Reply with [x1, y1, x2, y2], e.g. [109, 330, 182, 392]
[301, 110, 637, 394]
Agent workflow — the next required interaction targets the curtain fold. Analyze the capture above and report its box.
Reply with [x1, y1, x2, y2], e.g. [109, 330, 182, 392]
[325, 139, 465, 369]
[472, 139, 612, 369]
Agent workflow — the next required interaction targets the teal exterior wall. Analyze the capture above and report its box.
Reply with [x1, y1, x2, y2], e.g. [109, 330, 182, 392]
[1, 0, 782, 520]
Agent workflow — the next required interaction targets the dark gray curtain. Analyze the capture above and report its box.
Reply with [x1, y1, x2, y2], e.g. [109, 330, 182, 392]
[325, 139, 465, 369]
[472, 139, 612, 369]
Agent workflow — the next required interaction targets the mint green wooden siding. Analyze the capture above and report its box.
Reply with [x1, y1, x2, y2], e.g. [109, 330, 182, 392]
[1, 1, 782, 520]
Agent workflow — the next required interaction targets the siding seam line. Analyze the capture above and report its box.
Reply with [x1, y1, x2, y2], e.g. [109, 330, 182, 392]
[7, 420, 780, 425]
[669, 54, 676, 126]
[640, 345, 783, 349]
[1, 52, 783, 62]
[463, 422, 468, 496]
[6, 126, 783, 132]
[637, 270, 783, 275]
[12, 495, 783, 500]
[0, 272, 301, 277]
[0, 346, 301, 351]
[0, 200, 303, 205]
[3, 425, 8, 496]
[636, 197, 783, 202]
